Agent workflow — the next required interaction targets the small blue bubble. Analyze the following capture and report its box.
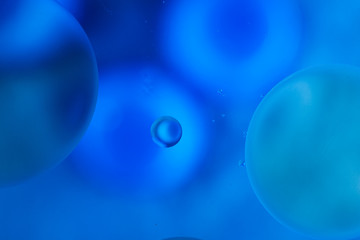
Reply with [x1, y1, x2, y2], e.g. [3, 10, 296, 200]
[151, 116, 182, 148]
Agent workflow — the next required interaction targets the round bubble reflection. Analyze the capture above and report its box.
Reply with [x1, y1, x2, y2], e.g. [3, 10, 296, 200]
[151, 116, 182, 148]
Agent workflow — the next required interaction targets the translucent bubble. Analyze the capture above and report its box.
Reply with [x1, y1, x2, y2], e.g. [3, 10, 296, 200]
[162, 0, 301, 97]
[246, 65, 360, 239]
[151, 116, 182, 148]
[0, 0, 98, 186]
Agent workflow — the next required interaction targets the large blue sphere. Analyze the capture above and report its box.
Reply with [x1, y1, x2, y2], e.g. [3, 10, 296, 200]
[0, 0, 98, 185]
[246, 65, 360, 239]
[151, 116, 182, 148]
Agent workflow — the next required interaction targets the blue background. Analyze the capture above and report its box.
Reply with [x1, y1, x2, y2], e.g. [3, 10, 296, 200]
[1, 0, 360, 239]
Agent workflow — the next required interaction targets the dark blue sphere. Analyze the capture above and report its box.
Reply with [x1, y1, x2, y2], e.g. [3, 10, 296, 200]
[151, 116, 182, 148]
[0, 0, 98, 186]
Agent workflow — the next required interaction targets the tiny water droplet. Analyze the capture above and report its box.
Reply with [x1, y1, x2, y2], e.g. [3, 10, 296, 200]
[151, 116, 182, 148]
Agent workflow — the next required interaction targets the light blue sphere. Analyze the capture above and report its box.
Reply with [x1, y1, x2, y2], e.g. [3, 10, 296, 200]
[0, 0, 98, 186]
[246, 65, 360, 239]
[151, 116, 182, 148]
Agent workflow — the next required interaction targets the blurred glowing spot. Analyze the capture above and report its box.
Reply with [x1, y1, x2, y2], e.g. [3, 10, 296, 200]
[151, 116, 182, 148]
[70, 67, 210, 195]
[208, 0, 267, 59]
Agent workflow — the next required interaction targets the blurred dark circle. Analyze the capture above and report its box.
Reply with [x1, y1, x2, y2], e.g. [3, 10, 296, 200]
[207, 0, 268, 60]
[162, 0, 301, 98]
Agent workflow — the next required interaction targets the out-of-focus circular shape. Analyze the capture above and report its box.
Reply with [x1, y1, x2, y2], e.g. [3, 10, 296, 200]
[0, 0, 98, 186]
[162, 0, 301, 97]
[246, 65, 360, 239]
[151, 116, 182, 148]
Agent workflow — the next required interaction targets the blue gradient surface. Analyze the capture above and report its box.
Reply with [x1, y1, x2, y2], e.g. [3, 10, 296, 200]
[162, 0, 301, 98]
[69, 67, 211, 196]
[1, 0, 360, 239]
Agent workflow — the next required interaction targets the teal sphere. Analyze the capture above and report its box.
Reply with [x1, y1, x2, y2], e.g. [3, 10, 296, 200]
[0, 0, 98, 185]
[246, 65, 360, 239]
[151, 116, 182, 148]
